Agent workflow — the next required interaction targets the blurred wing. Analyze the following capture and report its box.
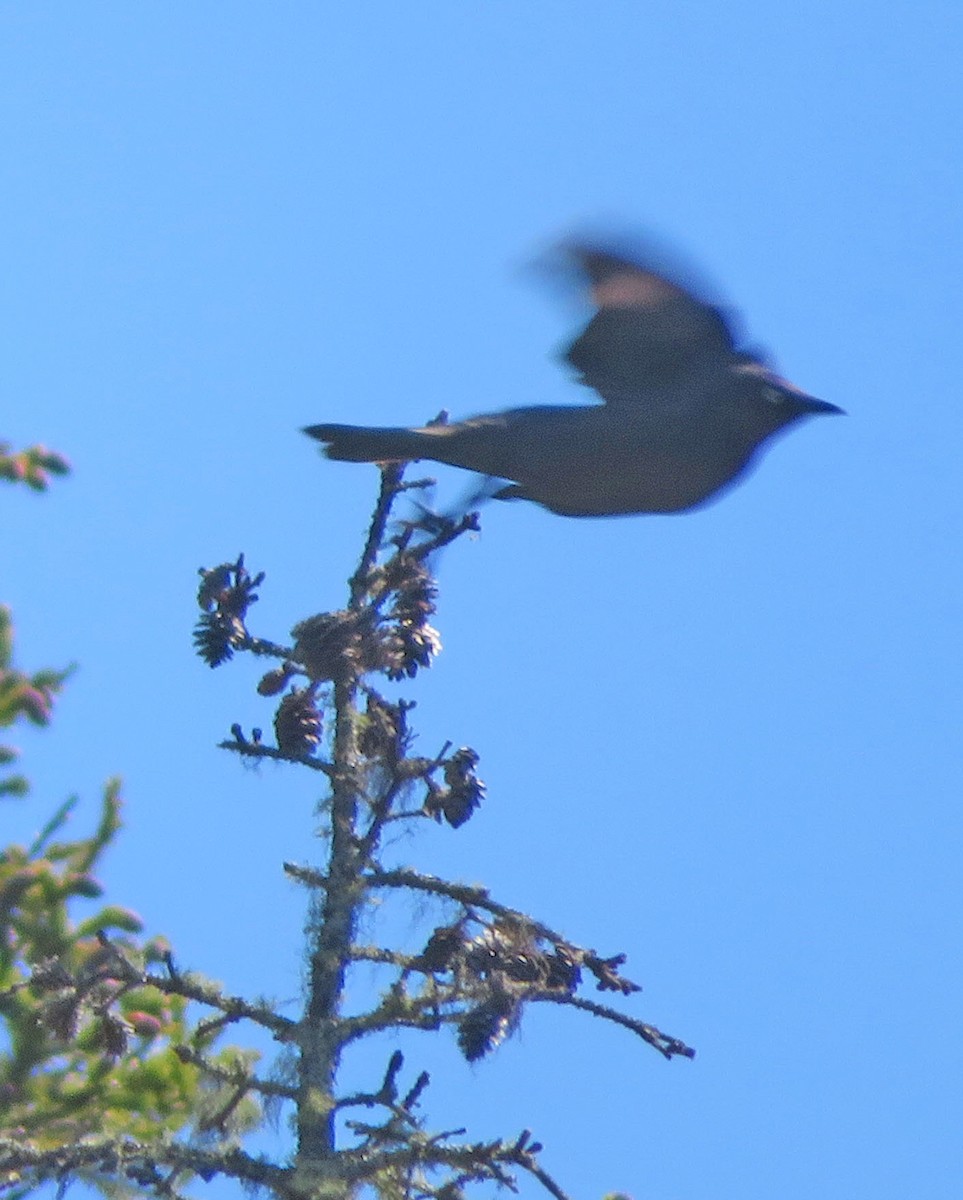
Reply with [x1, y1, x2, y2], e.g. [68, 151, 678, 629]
[562, 244, 738, 402]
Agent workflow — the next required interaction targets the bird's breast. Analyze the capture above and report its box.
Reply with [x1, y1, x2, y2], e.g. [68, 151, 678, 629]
[484, 403, 757, 516]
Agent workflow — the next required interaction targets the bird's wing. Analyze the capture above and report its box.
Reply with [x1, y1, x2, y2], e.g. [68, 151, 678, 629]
[561, 244, 738, 403]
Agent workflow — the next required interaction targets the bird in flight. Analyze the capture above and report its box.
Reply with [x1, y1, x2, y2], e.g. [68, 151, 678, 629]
[305, 239, 841, 518]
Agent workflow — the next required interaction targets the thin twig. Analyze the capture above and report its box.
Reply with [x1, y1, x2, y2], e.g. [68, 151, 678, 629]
[218, 740, 335, 774]
[540, 992, 695, 1060]
[173, 1045, 298, 1101]
[367, 867, 573, 949]
[357, 739, 453, 858]
[91, 936, 297, 1040]
[350, 464, 405, 607]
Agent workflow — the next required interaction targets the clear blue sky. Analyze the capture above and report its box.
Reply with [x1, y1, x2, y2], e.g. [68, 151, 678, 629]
[4, 4, 963, 1198]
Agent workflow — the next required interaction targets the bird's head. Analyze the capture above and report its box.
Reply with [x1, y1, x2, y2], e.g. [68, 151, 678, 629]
[732, 359, 843, 434]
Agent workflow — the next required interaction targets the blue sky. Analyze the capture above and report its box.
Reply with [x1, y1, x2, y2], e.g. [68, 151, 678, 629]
[4, 4, 963, 1198]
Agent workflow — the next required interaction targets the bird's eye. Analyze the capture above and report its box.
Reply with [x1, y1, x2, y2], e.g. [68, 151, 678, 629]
[762, 385, 785, 405]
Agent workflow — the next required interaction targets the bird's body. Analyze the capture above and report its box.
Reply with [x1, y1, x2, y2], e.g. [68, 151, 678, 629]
[314, 389, 785, 516]
[306, 240, 841, 517]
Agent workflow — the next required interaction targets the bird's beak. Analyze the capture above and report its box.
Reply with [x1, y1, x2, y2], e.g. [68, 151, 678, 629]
[800, 396, 845, 416]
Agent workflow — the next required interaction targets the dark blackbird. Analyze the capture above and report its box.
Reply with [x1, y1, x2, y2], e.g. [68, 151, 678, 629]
[305, 241, 841, 517]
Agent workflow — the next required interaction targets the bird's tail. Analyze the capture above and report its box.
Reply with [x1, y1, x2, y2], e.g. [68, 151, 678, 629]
[303, 423, 425, 463]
